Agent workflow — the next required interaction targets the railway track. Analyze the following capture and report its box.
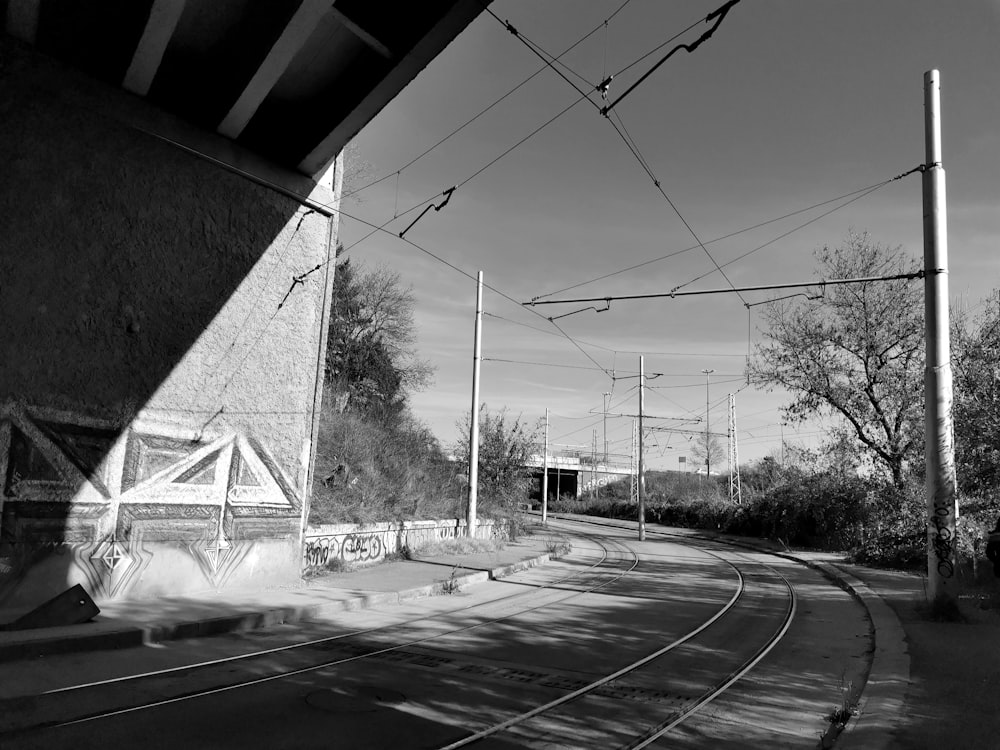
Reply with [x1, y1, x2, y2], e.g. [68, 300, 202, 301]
[2, 517, 812, 749]
[1, 528, 634, 735]
[434, 517, 796, 749]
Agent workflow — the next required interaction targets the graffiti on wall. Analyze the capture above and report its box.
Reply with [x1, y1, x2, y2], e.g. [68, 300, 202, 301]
[0, 403, 299, 602]
[304, 530, 394, 570]
[302, 520, 503, 573]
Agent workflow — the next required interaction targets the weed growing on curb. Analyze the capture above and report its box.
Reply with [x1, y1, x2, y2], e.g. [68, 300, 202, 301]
[442, 565, 460, 594]
[827, 678, 858, 727]
[821, 673, 860, 750]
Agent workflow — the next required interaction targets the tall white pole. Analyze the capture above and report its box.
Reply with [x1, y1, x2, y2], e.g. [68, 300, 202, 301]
[602, 391, 611, 462]
[702, 369, 715, 477]
[592, 429, 598, 500]
[638, 355, 646, 541]
[922, 70, 957, 603]
[541, 408, 549, 525]
[467, 271, 483, 538]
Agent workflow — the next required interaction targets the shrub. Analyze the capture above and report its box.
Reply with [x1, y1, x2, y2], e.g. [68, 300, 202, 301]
[848, 480, 925, 568]
[310, 400, 462, 525]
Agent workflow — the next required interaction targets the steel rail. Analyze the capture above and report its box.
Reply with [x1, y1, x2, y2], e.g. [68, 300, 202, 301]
[626, 554, 797, 748]
[2, 529, 643, 735]
[40, 526, 608, 695]
[557, 515, 801, 748]
[435, 515, 796, 750]
[435, 517, 750, 749]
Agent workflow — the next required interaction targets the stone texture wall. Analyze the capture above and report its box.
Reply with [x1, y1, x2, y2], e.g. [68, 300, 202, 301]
[0, 39, 340, 606]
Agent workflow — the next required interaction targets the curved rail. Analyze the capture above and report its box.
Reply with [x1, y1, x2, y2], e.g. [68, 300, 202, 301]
[436, 515, 796, 749]
[4, 527, 644, 735]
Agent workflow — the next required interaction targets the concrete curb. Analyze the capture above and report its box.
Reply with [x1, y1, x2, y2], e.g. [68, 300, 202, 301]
[668, 529, 910, 750]
[0, 553, 551, 663]
[815, 563, 910, 750]
[732, 544, 909, 750]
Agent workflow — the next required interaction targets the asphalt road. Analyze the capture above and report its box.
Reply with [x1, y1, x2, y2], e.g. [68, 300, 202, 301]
[0, 519, 870, 749]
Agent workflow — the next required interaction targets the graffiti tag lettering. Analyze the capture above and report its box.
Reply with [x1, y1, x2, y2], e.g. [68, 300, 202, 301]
[342, 533, 383, 563]
[930, 504, 955, 578]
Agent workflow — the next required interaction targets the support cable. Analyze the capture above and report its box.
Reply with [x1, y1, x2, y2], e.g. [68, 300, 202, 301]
[529, 177, 903, 302]
[604, 112, 748, 306]
[523, 271, 926, 309]
[600, 0, 742, 116]
[485, 7, 602, 111]
[669, 166, 926, 296]
[342, 0, 634, 201]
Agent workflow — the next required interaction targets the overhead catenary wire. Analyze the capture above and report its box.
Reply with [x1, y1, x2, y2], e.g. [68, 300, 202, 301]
[484, 357, 744, 379]
[485, 2, 748, 306]
[145, 127, 616, 387]
[600, 0, 743, 115]
[330, 203, 616, 376]
[603, 112, 749, 307]
[485, 7, 603, 112]
[484, 313, 748, 358]
[522, 271, 927, 309]
[342, 0, 634, 201]
[669, 165, 927, 295]
[529, 174, 913, 303]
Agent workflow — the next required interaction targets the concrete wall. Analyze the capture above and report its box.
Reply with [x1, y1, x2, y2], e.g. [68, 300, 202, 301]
[0, 39, 339, 606]
[303, 519, 507, 573]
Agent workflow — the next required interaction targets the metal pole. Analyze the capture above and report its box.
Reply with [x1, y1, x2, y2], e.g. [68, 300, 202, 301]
[592, 429, 599, 500]
[541, 408, 549, 525]
[602, 392, 610, 462]
[467, 271, 483, 538]
[922, 69, 957, 603]
[702, 369, 715, 477]
[638, 355, 646, 541]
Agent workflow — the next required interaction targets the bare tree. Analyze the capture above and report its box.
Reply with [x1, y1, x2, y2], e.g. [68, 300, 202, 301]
[689, 432, 726, 474]
[325, 255, 433, 420]
[750, 231, 924, 487]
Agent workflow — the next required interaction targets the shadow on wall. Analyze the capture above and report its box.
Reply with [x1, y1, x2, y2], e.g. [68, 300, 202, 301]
[0, 44, 321, 609]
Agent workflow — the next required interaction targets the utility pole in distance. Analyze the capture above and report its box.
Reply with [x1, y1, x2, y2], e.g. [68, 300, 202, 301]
[602, 391, 611, 462]
[467, 271, 483, 538]
[541, 407, 549, 525]
[701, 369, 715, 477]
[922, 69, 957, 604]
[638, 355, 646, 541]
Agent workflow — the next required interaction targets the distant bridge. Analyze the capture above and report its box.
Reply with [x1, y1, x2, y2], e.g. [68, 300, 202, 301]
[524, 450, 633, 501]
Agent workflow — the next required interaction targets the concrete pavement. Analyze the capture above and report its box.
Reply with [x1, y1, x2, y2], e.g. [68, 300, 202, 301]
[0, 536, 556, 663]
[3, 524, 985, 749]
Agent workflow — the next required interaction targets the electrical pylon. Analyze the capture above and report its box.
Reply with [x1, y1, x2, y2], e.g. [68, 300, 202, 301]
[728, 393, 743, 504]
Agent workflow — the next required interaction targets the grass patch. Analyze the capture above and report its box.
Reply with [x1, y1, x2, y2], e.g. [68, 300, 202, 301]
[543, 536, 572, 557]
[918, 593, 968, 622]
[323, 557, 355, 574]
[409, 537, 506, 559]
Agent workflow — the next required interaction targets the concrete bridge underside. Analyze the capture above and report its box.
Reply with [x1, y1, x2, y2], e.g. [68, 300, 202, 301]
[0, 0, 489, 608]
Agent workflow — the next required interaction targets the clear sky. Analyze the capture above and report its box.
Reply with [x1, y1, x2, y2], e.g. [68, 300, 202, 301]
[336, 0, 1000, 471]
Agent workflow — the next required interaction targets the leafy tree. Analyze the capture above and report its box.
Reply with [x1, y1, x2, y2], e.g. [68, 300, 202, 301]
[750, 231, 924, 487]
[454, 405, 540, 515]
[325, 254, 433, 422]
[953, 291, 1000, 497]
